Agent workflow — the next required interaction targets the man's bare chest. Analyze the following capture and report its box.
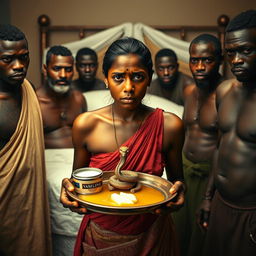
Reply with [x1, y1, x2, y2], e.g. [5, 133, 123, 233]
[219, 92, 256, 142]
[183, 94, 218, 130]
[0, 99, 21, 145]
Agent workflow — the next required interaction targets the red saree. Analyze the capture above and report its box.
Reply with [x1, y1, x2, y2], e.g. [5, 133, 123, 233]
[74, 108, 167, 255]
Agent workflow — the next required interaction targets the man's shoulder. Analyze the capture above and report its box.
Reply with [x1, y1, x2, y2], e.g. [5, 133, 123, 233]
[35, 85, 47, 99]
[94, 78, 106, 90]
[179, 72, 194, 86]
[183, 82, 196, 98]
[217, 78, 240, 97]
[150, 79, 159, 85]
[71, 88, 84, 96]
[72, 79, 79, 86]
[71, 88, 87, 104]
[148, 79, 161, 93]
[216, 78, 241, 106]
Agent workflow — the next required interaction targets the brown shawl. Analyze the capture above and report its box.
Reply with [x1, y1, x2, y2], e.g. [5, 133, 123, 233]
[0, 80, 52, 256]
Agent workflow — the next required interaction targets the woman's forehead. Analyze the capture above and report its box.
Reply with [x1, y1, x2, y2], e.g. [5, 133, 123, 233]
[110, 54, 146, 70]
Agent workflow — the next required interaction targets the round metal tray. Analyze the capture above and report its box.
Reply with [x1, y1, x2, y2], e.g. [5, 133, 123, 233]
[67, 171, 177, 215]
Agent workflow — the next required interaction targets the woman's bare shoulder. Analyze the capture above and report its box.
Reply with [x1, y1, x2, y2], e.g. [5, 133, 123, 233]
[73, 105, 111, 130]
[163, 111, 184, 133]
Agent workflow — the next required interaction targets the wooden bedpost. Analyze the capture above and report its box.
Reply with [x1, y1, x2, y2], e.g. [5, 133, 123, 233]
[38, 14, 50, 83]
[217, 14, 230, 78]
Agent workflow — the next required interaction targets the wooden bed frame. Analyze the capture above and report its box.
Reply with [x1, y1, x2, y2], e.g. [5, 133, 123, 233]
[38, 14, 230, 79]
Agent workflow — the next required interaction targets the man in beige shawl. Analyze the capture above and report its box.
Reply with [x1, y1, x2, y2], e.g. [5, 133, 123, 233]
[0, 24, 51, 256]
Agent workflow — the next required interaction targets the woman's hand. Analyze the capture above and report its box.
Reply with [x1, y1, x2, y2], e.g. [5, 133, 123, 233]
[60, 178, 88, 214]
[154, 180, 185, 215]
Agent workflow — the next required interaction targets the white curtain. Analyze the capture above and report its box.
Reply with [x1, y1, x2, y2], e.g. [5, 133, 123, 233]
[44, 23, 190, 65]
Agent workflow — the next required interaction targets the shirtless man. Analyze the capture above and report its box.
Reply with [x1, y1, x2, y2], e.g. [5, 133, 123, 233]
[199, 10, 256, 255]
[172, 34, 223, 256]
[147, 48, 194, 105]
[36, 45, 87, 256]
[0, 24, 51, 255]
[36, 45, 87, 148]
[72, 47, 106, 92]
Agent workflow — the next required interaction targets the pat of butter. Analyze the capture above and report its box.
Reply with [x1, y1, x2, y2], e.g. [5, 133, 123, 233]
[111, 192, 137, 205]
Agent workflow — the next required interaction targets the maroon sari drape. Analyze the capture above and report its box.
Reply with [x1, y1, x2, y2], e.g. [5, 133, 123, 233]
[74, 108, 164, 256]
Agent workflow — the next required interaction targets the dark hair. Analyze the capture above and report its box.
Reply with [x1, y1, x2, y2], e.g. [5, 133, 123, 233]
[155, 48, 177, 62]
[103, 37, 153, 77]
[46, 45, 73, 65]
[189, 33, 222, 58]
[0, 24, 26, 41]
[75, 47, 98, 62]
[226, 10, 256, 32]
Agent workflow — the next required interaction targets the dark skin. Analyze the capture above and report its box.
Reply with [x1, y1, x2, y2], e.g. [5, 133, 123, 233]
[73, 54, 98, 92]
[36, 54, 87, 148]
[183, 41, 223, 231]
[199, 27, 256, 229]
[0, 39, 29, 150]
[156, 56, 179, 86]
[155, 56, 192, 89]
[183, 42, 223, 163]
[60, 54, 185, 215]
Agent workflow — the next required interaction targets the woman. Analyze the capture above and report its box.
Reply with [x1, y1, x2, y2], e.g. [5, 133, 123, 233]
[60, 37, 185, 256]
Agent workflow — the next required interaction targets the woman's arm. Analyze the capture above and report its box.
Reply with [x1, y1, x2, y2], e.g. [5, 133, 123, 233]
[156, 112, 185, 213]
[60, 112, 92, 214]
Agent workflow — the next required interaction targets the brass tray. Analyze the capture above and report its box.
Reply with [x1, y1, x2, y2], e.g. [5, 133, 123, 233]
[67, 171, 177, 215]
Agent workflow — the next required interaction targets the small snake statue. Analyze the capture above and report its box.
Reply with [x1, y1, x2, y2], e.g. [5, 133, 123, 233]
[108, 146, 141, 193]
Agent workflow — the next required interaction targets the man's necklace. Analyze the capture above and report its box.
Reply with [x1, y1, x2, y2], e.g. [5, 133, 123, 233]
[60, 104, 68, 121]
[111, 104, 144, 149]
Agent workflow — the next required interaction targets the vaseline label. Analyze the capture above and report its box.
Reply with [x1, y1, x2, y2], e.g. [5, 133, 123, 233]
[82, 181, 102, 189]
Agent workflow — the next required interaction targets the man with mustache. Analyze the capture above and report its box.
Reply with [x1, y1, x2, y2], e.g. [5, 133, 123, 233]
[37, 45, 87, 148]
[72, 47, 106, 92]
[198, 10, 256, 255]
[147, 48, 194, 105]
[36, 45, 87, 256]
[172, 34, 223, 256]
[0, 24, 51, 255]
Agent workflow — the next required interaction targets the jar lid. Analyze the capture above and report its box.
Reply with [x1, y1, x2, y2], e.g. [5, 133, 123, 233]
[72, 167, 103, 180]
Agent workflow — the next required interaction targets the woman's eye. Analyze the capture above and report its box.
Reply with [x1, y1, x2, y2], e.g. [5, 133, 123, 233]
[112, 74, 124, 81]
[133, 74, 144, 81]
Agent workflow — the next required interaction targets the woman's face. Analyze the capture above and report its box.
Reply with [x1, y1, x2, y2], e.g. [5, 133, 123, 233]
[105, 54, 152, 110]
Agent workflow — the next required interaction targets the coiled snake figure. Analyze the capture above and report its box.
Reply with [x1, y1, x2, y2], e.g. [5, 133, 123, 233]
[108, 146, 141, 193]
